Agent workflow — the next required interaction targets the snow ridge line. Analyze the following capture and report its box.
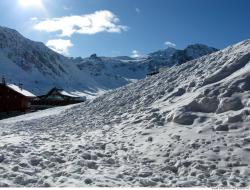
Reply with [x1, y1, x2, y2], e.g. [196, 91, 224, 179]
[203, 53, 250, 86]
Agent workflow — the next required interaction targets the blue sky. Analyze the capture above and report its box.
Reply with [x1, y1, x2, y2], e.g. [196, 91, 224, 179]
[0, 0, 249, 57]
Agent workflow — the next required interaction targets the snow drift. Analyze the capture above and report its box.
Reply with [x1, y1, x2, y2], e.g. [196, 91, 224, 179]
[0, 40, 250, 187]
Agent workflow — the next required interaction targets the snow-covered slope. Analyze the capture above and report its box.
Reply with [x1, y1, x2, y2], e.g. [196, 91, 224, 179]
[76, 45, 218, 81]
[0, 26, 104, 98]
[0, 39, 250, 187]
[0, 26, 217, 98]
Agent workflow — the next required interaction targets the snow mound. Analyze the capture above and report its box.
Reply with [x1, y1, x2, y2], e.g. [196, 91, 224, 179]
[0, 40, 250, 187]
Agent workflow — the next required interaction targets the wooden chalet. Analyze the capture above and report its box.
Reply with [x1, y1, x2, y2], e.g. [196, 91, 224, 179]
[146, 70, 160, 76]
[146, 65, 160, 77]
[32, 87, 86, 107]
[0, 80, 36, 113]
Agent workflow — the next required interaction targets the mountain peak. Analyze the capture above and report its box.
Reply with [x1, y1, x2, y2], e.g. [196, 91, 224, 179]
[183, 43, 218, 60]
[0, 25, 220, 98]
[90, 53, 98, 59]
[185, 43, 218, 51]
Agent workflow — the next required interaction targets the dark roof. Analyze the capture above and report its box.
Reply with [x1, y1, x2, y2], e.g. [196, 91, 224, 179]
[46, 87, 79, 98]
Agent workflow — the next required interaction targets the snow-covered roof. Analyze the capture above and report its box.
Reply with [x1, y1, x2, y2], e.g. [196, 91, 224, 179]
[7, 84, 36, 97]
[60, 90, 79, 98]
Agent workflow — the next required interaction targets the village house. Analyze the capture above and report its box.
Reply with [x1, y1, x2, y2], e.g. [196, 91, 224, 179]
[0, 79, 36, 113]
[146, 70, 160, 77]
[32, 87, 86, 107]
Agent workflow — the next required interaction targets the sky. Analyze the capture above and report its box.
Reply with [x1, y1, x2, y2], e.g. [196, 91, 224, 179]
[0, 0, 249, 58]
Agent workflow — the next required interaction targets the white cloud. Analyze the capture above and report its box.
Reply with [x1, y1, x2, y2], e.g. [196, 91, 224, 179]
[63, 6, 71, 10]
[164, 41, 176, 48]
[135, 8, 140, 14]
[30, 17, 38, 21]
[34, 10, 128, 37]
[131, 50, 141, 58]
[46, 39, 73, 56]
[18, 0, 43, 8]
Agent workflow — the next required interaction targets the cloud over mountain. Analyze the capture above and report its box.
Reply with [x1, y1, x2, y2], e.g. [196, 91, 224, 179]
[46, 39, 73, 55]
[164, 41, 176, 48]
[34, 10, 128, 37]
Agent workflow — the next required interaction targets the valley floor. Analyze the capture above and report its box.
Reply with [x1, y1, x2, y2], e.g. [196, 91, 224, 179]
[0, 103, 249, 187]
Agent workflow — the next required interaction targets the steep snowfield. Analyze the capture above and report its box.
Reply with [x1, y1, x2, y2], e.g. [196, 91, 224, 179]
[0, 39, 249, 187]
[0, 26, 103, 98]
[0, 26, 217, 98]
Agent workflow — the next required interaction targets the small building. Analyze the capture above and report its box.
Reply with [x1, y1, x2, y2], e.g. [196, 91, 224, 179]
[146, 65, 160, 77]
[146, 70, 159, 77]
[0, 82, 36, 113]
[33, 87, 86, 107]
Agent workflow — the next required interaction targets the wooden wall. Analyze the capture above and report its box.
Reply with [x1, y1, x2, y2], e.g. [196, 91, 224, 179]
[0, 85, 29, 112]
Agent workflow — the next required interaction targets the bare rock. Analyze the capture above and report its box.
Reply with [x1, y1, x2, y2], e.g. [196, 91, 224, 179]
[186, 97, 219, 113]
[51, 156, 66, 164]
[182, 161, 192, 167]
[19, 162, 29, 168]
[243, 147, 250, 152]
[214, 124, 229, 131]
[173, 111, 198, 125]
[188, 81, 196, 88]
[84, 178, 93, 184]
[217, 97, 244, 113]
[30, 157, 42, 166]
[161, 165, 178, 173]
[105, 158, 116, 165]
[81, 152, 91, 160]
[86, 161, 98, 169]
[147, 136, 153, 142]
[227, 114, 243, 123]
[138, 171, 153, 178]
[0, 153, 4, 162]
[0, 182, 9, 187]
[243, 137, 250, 144]
[139, 179, 157, 187]
[12, 166, 19, 172]
[173, 88, 186, 97]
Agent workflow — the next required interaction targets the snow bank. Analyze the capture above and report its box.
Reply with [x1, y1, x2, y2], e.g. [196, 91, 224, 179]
[0, 40, 249, 187]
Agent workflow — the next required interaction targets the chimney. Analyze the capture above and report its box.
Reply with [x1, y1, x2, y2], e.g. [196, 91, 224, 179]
[2, 76, 6, 85]
[19, 83, 23, 90]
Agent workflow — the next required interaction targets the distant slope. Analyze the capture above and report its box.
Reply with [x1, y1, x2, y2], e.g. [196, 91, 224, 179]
[0, 26, 101, 98]
[75, 44, 218, 83]
[0, 26, 218, 98]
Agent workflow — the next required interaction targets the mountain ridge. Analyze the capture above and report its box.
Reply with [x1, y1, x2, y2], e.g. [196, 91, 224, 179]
[0, 25, 218, 98]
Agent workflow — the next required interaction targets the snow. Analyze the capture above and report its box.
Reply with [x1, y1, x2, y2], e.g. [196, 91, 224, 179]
[59, 90, 79, 98]
[0, 104, 76, 124]
[7, 84, 36, 97]
[0, 39, 249, 187]
[0, 26, 217, 99]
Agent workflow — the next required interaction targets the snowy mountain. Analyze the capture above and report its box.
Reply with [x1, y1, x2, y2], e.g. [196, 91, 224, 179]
[170, 44, 218, 66]
[0, 26, 217, 98]
[74, 44, 217, 83]
[0, 39, 250, 187]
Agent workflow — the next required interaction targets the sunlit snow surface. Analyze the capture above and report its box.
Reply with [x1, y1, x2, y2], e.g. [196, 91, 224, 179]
[0, 40, 250, 187]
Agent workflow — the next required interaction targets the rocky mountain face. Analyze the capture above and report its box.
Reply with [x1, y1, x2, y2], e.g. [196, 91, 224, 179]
[0, 26, 218, 98]
[74, 45, 218, 84]
[171, 44, 218, 66]
[0, 39, 249, 187]
[0, 26, 68, 76]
